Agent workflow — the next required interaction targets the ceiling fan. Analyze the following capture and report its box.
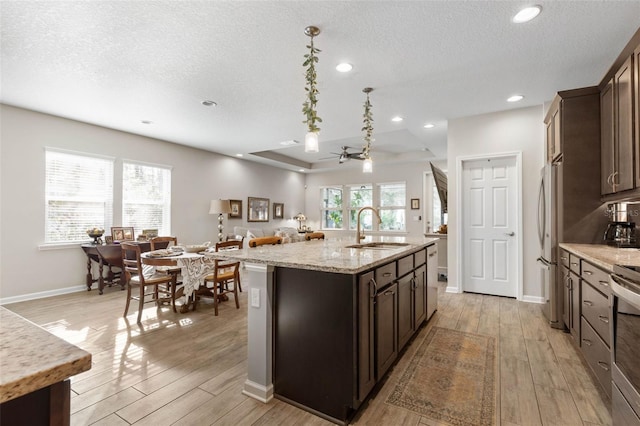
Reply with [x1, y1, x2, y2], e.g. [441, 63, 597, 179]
[321, 146, 366, 164]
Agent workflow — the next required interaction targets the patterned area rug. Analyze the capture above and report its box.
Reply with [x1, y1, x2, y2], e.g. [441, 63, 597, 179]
[386, 327, 497, 426]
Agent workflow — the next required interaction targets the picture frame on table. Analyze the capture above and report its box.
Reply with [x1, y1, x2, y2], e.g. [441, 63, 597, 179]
[248, 197, 270, 222]
[229, 199, 242, 218]
[410, 198, 420, 210]
[111, 226, 135, 242]
[104, 236, 113, 244]
[273, 203, 284, 219]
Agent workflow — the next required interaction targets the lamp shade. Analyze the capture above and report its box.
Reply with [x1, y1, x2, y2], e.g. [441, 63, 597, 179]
[362, 157, 373, 173]
[304, 132, 319, 153]
[209, 199, 231, 214]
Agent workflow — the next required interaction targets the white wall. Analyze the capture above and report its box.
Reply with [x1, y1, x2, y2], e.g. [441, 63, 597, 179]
[447, 105, 545, 301]
[0, 105, 305, 301]
[304, 161, 438, 238]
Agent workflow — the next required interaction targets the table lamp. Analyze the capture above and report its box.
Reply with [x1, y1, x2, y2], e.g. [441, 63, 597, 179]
[293, 212, 307, 232]
[209, 199, 232, 242]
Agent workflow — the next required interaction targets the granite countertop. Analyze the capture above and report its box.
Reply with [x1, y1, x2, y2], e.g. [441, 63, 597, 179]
[0, 307, 92, 403]
[559, 243, 640, 272]
[207, 236, 438, 274]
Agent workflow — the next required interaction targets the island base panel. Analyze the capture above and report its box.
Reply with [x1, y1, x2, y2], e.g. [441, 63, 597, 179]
[0, 379, 70, 426]
[274, 267, 357, 423]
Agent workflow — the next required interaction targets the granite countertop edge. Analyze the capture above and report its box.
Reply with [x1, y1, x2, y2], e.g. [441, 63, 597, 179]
[207, 237, 438, 274]
[559, 243, 640, 272]
[0, 307, 92, 403]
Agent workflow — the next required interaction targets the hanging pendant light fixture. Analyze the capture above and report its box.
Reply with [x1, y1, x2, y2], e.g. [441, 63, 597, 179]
[361, 87, 374, 173]
[302, 26, 322, 153]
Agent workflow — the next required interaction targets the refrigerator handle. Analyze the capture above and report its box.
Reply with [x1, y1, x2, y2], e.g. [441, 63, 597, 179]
[537, 173, 545, 249]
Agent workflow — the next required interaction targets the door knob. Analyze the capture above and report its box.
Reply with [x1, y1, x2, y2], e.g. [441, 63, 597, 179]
[505, 232, 515, 236]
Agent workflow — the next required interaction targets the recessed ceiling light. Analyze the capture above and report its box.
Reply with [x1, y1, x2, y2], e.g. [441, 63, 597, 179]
[424, 123, 435, 129]
[236, 153, 243, 157]
[507, 95, 524, 102]
[280, 139, 300, 146]
[299, 169, 305, 172]
[141, 120, 153, 124]
[391, 116, 403, 122]
[336, 63, 353, 73]
[202, 100, 217, 107]
[512, 5, 541, 23]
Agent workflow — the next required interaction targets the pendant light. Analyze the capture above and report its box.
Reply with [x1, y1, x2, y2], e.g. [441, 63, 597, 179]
[362, 87, 374, 173]
[302, 26, 322, 152]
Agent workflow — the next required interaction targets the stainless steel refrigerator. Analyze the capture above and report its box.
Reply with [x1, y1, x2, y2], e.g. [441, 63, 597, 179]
[537, 164, 561, 328]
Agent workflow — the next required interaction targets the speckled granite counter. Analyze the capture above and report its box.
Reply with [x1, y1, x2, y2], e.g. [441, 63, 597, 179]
[206, 235, 438, 273]
[0, 306, 91, 403]
[559, 243, 640, 271]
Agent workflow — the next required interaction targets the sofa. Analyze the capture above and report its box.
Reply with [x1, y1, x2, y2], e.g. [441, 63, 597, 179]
[231, 226, 305, 244]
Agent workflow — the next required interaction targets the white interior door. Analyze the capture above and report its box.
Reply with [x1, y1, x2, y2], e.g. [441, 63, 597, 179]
[462, 156, 518, 297]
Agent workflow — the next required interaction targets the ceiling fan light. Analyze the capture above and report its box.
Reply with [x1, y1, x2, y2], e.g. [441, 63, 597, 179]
[513, 5, 541, 23]
[305, 131, 319, 153]
[362, 157, 373, 173]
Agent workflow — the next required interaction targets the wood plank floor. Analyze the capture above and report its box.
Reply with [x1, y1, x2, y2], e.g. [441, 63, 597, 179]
[5, 275, 611, 425]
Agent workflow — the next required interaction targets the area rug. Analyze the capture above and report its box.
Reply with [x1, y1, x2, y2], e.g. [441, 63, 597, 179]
[386, 326, 497, 426]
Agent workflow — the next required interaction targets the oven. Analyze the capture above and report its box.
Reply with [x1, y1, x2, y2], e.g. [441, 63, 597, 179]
[611, 265, 640, 425]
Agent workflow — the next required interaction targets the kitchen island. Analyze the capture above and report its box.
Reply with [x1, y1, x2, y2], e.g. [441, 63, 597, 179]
[0, 306, 92, 425]
[207, 235, 438, 424]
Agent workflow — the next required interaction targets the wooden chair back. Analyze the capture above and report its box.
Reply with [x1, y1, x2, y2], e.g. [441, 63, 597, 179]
[150, 236, 177, 250]
[248, 236, 282, 247]
[120, 242, 145, 284]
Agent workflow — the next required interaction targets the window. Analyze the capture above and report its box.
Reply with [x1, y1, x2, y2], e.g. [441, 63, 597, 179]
[122, 161, 171, 235]
[378, 182, 406, 231]
[321, 186, 343, 229]
[348, 184, 372, 230]
[320, 182, 406, 232]
[45, 149, 114, 243]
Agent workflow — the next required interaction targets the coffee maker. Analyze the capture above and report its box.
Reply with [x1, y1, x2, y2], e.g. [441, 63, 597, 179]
[604, 203, 638, 247]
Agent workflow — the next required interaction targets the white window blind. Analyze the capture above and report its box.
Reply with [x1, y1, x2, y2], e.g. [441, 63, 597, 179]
[122, 161, 171, 236]
[45, 149, 114, 243]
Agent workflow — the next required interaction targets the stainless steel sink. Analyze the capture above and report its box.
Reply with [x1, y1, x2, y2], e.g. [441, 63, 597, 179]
[345, 242, 410, 249]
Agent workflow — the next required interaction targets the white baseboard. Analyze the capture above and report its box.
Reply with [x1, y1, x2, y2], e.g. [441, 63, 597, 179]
[445, 285, 459, 293]
[0, 285, 86, 306]
[521, 295, 544, 304]
[242, 380, 274, 403]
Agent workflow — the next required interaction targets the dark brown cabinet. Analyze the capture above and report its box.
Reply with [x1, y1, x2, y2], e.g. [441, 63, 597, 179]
[426, 245, 438, 320]
[358, 270, 375, 401]
[414, 264, 427, 326]
[635, 44, 640, 189]
[561, 252, 581, 343]
[397, 273, 414, 351]
[546, 101, 562, 162]
[375, 282, 398, 379]
[601, 49, 636, 196]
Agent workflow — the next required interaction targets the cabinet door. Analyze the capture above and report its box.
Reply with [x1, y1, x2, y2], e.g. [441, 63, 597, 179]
[375, 282, 398, 379]
[561, 265, 571, 330]
[426, 245, 438, 320]
[601, 79, 616, 195]
[552, 104, 561, 160]
[569, 270, 581, 342]
[615, 55, 634, 192]
[397, 274, 414, 351]
[358, 271, 375, 401]
[414, 264, 427, 327]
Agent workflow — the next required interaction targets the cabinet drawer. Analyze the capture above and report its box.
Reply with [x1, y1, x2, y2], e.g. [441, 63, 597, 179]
[397, 254, 413, 278]
[414, 249, 426, 267]
[581, 317, 612, 397]
[375, 262, 397, 287]
[559, 250, 570, 268]
[580, 260, 611, 297]
[582, 282, 611, 347]
[569, 253, 580, 274]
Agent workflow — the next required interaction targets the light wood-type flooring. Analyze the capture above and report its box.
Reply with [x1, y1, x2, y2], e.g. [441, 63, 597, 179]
[5, 274, 611, 425]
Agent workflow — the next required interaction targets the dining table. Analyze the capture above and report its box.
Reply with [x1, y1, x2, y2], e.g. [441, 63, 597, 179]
[140, 251, 220, 313]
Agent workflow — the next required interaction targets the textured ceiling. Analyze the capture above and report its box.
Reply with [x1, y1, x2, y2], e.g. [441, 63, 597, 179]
[2, 1, 639, 172]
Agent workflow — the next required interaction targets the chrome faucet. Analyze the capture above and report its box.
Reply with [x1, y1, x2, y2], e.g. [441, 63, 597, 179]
[356, 206, 382, 243]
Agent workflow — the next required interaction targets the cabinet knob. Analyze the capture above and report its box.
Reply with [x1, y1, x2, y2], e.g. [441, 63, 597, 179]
[583, 300, 593, 307]
[383, 272, 392, 277]
[597, 361, 610, 371]
[598, 315, 609, 324]
[584, 270, 593, 276]
[599, 280, 609, 287]
[582, 338, 593, 346]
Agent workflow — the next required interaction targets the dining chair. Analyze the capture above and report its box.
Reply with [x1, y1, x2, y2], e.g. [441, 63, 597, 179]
[305, 232, 325, 241]
[197, 241, 242, 315]
[248, 236, 283, 247]
[149, 236, 183, 312]
[121, 242, 175, 323]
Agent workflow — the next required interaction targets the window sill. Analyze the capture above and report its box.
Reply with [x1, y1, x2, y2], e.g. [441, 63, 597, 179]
[38, 242, 86, 251]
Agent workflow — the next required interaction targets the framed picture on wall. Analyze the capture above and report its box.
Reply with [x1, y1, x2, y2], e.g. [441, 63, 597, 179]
[273, 203, 284, 219]
[248, 197, 270, 222]
[229, 199, 242, 218]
